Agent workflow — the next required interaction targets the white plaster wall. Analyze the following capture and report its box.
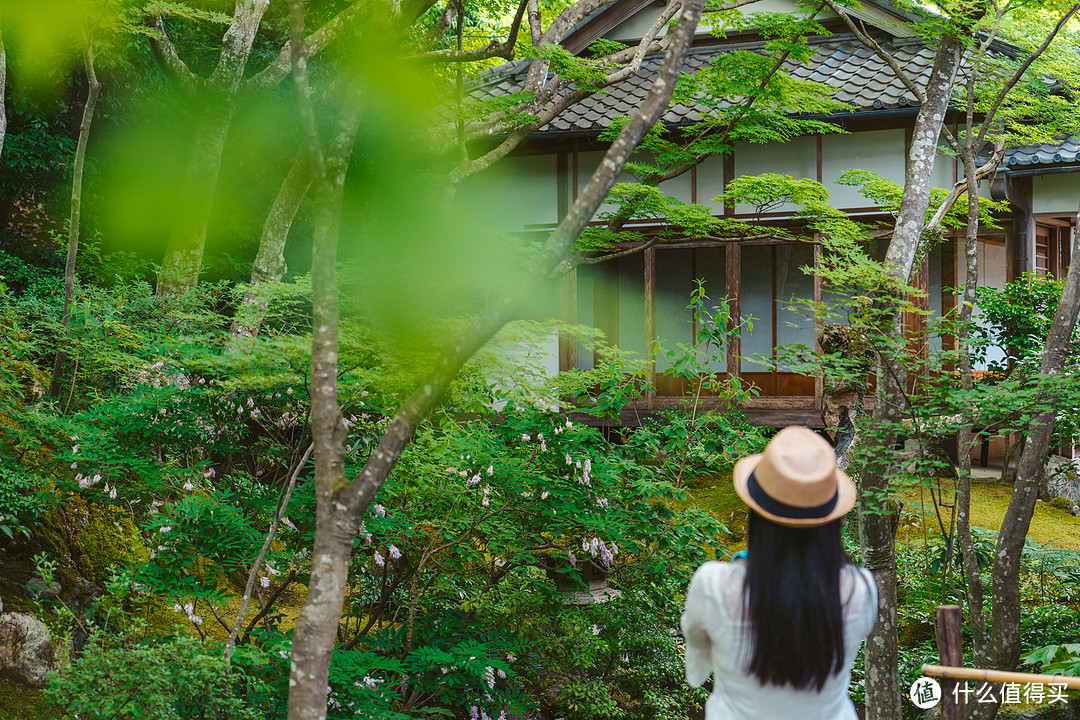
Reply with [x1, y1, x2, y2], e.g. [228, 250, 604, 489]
[930, 135, 954, 191]
[822, 129, 906, 210]
[696, 154, 727, 213]
[455, 153, 559, 231]
[967, 240, 1008, 370]
[1033, 173, 1080, 214]
[733, 138, 817, 215]
[577, 149, 638, 218]
[576, 148, 693, 217]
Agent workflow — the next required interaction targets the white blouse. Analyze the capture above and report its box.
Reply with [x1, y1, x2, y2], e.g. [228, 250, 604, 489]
[680, 561, 877, 720]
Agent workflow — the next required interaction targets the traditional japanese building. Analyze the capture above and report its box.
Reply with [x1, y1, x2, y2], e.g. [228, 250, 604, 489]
[456, 0, 1079, 428]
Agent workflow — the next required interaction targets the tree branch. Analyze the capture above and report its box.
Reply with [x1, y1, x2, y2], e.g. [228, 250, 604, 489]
[821, 0, 925, 105]
[244, 0, 365, 98]
[145, 15, 201, 96]
[975, 2, 1080, 148]
[414, 0, 529, 62]
[923, 143, 1005, 236]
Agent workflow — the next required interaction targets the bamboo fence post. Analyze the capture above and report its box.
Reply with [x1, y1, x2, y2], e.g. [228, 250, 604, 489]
[935, 605, 963, 720]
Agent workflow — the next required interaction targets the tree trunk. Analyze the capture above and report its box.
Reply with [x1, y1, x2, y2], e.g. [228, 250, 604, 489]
[154, 1, 269, 297]
[227, 148, 313, 347]
[0, 19, 7, 157]
[968, 200, 1080, 720]
[47, 39, 100, 399]
[285, 0, 706, 717]
[955, 148, 987, 668]
[858, 34, 965, 720]
[154, 98, 237, 296]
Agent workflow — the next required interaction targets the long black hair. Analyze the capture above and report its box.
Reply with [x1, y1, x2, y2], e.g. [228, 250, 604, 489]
[743, 511, 851, 691]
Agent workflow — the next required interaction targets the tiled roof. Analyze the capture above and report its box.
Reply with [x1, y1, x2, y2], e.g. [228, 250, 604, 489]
[463, 35, 937, 135]
[999, 137, 1080, 168]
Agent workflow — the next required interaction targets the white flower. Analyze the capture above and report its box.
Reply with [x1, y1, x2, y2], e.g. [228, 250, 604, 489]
[541, 491, 550, 500]
[373, 551, 385, 567]
[70, 463, 78, 470]
[521, 434, 531, 441]
[109, 486, 117, 499]
[72, 445, 79, 454]
[183, 480, 194, 491]
[388, 544, 401, 560]
[486, 465, 493, 476]
[159, 526, 172, 533]
[373, 504, 386, 517]
[260, 576, 270, 588]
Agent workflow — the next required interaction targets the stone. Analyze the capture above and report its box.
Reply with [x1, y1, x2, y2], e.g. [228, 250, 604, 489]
[0, 612, 56, 687]
[25, 578, 60, 600]
[1044, 455, 1080, 504]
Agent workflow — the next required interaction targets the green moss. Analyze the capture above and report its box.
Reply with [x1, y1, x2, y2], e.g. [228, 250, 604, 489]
[80, 503, 148, 586]
[0, 680, 52, 720]
[1048, 496, 1076, 512]
[683, 470, 749, 551]
[968, 482, 1080, 549]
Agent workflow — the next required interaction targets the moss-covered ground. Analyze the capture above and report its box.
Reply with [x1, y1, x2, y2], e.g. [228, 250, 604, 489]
[685, 471, 1080, 552]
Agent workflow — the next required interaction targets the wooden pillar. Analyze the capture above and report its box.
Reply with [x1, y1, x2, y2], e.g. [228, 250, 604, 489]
[726, 243, 741, 380]
[941, 237, 957, 353]
[557, 270, 578, 371]
[813, 239, 824, 412]
[645, 246, 657, 407]
[556, 152, 577, 371]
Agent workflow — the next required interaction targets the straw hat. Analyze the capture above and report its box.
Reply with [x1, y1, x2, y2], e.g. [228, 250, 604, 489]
[732, 426, 856, 528]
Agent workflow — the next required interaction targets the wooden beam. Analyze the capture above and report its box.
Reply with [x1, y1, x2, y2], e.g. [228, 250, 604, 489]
[562, 0, 659, 55]
[921, 665, 1080, 691]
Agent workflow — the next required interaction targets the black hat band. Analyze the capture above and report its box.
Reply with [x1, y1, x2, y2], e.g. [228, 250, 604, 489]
[747, 471, 838, 519]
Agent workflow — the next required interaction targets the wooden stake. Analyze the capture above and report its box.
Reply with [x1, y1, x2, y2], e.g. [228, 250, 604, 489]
[935, 605, 963, 720]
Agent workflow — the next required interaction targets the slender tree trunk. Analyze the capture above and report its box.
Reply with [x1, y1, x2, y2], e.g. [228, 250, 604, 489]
[285, 0, 706, 717]
[956, 147, 987, 670]
[968, 200, 1080, 720]
[227, 148, 313, 346]
[155, 0, 270, 297]
[0, 18, 7, 157]
[859, 34, 965, 720]
[47, 40, 100, 399]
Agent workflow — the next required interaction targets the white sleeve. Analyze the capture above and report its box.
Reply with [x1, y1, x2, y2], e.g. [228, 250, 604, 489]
[681, 562, 722, 688]
[856, 567, 879, 640]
